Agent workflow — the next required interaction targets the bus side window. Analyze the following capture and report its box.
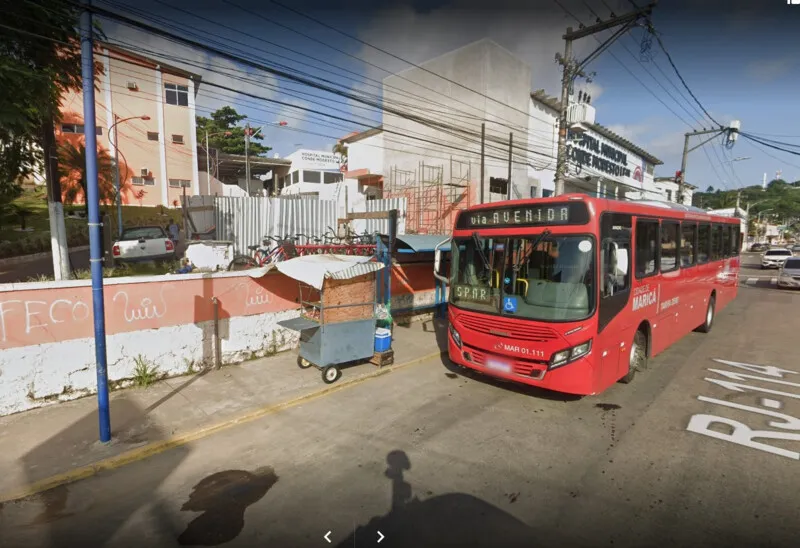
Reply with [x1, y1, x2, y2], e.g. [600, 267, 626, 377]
[603, 241, 630, 298]
[635, 219, 658, 278]
[697, 224, 711, 264]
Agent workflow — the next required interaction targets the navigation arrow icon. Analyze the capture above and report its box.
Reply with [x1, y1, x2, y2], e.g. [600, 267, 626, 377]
[324, 531, 332, 543]
[377, 530, 385, 543]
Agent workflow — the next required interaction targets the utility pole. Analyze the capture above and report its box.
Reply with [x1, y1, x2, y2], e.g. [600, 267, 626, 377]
[42, 116, 71, 280]
[113, 114, 122, 237]
[480, 123, 485, 204]
[677, 125, 739, 204]
[554, 2, 657, 196]
[244, 123, 251, 195]
[506, 132, 513, 201]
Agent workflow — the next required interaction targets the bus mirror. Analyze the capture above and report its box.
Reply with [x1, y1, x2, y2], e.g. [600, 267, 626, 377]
[434, 238, 451, 285]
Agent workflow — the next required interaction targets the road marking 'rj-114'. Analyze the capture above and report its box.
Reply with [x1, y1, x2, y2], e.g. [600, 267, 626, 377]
[687, 359, 800, 460]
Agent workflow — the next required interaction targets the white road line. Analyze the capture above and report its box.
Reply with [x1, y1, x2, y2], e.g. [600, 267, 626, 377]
[746, 278, 757, 285]
[771, 278, 778, 285]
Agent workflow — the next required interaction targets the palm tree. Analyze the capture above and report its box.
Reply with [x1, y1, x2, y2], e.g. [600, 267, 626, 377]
[332, 141, 348, 171]
[58, 141, 115, 214]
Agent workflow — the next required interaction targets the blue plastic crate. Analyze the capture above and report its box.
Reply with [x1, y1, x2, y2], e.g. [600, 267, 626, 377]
[374, 328, 391, 352]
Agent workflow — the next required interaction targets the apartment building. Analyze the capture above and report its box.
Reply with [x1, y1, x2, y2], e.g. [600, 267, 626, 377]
[56, 43, 201, 207]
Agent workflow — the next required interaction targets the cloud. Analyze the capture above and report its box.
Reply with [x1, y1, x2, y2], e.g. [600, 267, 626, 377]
[605, 122, 655, 142]
[745, 58, 793, 83]
[348, 0, 626, 116]
[103, 20, 280, 117]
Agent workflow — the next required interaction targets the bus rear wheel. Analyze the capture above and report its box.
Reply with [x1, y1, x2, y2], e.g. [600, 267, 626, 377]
[695, 295, 715, 333]
[620, 330, 647, 384]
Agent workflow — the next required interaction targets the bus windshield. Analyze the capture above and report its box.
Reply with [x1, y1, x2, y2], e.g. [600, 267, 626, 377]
[451, 234, 596, 321]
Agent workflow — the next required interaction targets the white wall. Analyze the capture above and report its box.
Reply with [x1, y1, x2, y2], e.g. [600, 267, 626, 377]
[347, 133, 385, 176]
[527, 98, 558, 196]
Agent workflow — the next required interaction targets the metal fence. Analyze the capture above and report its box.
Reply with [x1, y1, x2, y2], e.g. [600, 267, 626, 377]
[213, 195, 408, 255]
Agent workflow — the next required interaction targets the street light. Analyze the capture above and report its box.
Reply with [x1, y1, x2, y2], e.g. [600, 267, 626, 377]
[204, 130, 232, 194]
[110, 114, 150, 237]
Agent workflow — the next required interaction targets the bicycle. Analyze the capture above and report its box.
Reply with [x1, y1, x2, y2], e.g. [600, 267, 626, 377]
[227, 236, 299, 271]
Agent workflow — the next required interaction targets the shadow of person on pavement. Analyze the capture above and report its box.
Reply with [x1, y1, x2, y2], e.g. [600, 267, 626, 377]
[5, 395, 191, 548]
[176, 466, 279, 546]
[337, 449, 536, 548]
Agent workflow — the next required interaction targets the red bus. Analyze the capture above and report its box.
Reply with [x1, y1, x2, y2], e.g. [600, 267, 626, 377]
[434, 194, 741, 396]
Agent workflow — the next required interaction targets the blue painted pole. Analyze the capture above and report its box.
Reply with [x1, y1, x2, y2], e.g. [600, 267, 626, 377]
[81, 0, 111, 443]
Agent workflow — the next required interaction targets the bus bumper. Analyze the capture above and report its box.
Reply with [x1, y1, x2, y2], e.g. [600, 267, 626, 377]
[447, 334, 596, 396]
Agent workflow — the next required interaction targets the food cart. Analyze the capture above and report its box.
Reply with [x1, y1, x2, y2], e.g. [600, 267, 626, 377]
[276, 254, 386, 384]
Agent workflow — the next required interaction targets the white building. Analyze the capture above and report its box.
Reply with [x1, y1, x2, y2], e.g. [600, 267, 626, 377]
[278, 149, 345, 195]
[528, 90, 663, 199]
[652, 176, 696, 205]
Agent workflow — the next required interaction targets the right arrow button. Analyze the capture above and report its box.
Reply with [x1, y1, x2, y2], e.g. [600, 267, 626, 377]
[377, 530, 385, 543]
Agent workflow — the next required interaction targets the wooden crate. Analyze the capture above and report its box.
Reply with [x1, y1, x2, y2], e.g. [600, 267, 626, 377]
[320, 274, 376, 324]
[370, 349, 394, 367]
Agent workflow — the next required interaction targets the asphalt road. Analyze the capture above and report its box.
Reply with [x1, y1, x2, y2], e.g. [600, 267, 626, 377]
[1, 279, 798, 548]
[739, 251, 799, 289]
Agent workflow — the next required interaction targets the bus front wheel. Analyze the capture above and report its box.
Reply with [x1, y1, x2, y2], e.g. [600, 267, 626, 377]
[695, 295, 715, 333]
[620, 330, 647, 384]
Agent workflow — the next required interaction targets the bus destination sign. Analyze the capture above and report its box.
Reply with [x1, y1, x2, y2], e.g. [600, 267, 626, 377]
[456, 202, 589, 229]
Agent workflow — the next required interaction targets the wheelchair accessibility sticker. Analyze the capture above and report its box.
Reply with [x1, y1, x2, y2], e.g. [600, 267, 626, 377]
[503, 296, 518, 313]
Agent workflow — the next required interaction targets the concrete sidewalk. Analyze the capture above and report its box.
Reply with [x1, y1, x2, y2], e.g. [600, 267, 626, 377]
[0, 318, 447, 502]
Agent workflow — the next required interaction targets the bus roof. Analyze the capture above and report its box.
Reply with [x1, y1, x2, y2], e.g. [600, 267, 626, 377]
[462, 194, 740, 224]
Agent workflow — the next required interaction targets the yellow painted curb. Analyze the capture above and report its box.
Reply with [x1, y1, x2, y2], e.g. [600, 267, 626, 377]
[0, 350, 446, 504]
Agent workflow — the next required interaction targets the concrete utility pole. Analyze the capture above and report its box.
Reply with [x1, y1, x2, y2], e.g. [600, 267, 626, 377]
[677, 125, 740, 204]
[42, 116, 71, 280]
[244, 123, 251, 195]
[554, 2, 657, 196]
[480, 123, 486, 204]
[506, 132, 513, 200]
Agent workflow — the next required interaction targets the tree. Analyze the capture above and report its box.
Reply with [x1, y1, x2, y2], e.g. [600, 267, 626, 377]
[58, 141, 115, 213]
[705, 185, 714, 192]
[195, 106, 272, 156]
[0, 0, 104, 190]
[332, 141, 348, 170]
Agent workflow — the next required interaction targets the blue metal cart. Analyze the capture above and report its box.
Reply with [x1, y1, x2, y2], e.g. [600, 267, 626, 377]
[276, 255, 385, 384]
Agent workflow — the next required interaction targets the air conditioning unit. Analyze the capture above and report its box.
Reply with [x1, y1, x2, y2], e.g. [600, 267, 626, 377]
[567, 103, 596, 132]
[126, 81, 138, 91]
[140, 168, 149, 177]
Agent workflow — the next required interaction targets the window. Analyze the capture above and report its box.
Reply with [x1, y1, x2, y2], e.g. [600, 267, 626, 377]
[728, 226, 739, 256]
[722, 225, 732, 257]
[710, 224, 724, 261]
[132, 177, 145, 186]
[165, 83, 189, 106]
[303, 170, 321, 183]
[291, 171, 299, 184]
[323, 172, 343, 184]
[529, 187, 537, 198]
[147, 132, 159, 141]
[665, 189, 672, 201]
[660, 221, 680, 273]
[172, 134, 184, 145]
[169, 179, 191, 188]
[680, 223, 697, 267]
[635, 219, 659, 278]
[542, 189, 554, 197]
[646, 163, 655, 176]
[697, 224, 711, 263]
[61, 123, 102, 135]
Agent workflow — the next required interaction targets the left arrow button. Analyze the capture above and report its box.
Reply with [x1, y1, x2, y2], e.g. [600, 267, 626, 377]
[324, 531, 332, 543]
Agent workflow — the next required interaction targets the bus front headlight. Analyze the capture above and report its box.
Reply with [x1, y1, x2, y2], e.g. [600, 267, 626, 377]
[550, 339, 593, 369]
[448, 323, 462, 348]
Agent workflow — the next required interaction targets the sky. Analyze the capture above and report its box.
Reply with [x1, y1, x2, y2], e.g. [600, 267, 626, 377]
[98, 0, 800, 193]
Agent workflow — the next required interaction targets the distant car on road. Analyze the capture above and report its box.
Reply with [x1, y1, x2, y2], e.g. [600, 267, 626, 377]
[791, 244, 800, 254]
[749, 243, 769, 252]
[112, 226, 176, 264]
[778, 258, 800, 289]
[761, 248, 793, 269]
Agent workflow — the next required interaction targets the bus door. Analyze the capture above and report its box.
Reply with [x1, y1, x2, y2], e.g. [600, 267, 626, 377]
[653, 220, 682, 350]
[597, 213, 633, 387]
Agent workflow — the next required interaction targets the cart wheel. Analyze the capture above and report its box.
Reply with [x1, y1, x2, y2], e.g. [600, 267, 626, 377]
[297, 356, 313, 369]
[322, 366, 341, 384]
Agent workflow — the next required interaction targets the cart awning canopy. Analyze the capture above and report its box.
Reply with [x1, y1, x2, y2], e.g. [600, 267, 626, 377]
[275, 254, 385, 290]
[387, 234, 451, 253]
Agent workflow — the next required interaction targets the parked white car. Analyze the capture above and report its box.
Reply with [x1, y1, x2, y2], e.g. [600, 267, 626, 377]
[777, 257, 800, 289]
[112, 226, 176, 264]
[761, 248, 793, 269]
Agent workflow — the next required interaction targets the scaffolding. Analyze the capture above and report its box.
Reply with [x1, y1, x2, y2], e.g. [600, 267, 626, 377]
[386, 160, 473, 234]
